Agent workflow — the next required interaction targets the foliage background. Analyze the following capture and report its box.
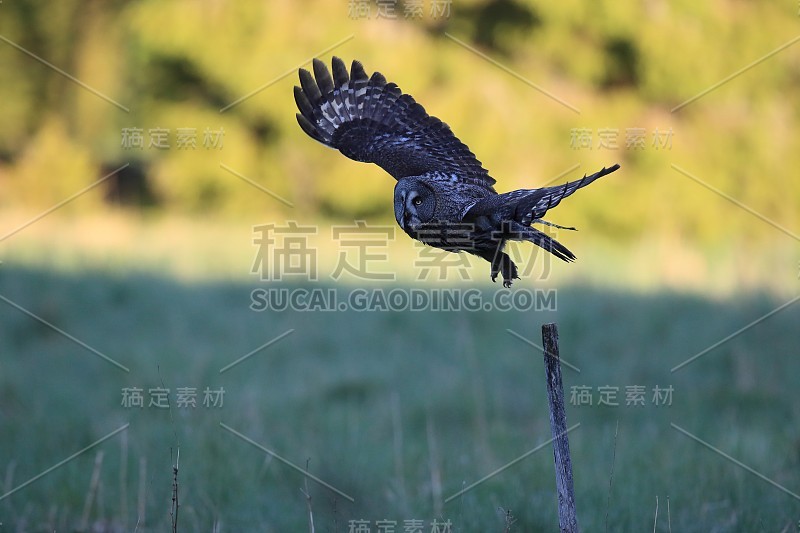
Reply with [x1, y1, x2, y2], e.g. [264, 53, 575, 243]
[0, 0, 797, 245]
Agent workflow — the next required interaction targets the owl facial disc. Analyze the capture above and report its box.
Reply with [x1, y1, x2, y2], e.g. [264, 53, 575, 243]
[394, 179, 435, 233]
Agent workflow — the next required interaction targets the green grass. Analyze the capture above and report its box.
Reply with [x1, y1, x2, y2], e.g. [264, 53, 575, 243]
[0, 266, 798, 531]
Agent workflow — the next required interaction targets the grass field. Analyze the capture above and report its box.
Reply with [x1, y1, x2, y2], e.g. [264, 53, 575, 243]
[1, 253, 798, 530]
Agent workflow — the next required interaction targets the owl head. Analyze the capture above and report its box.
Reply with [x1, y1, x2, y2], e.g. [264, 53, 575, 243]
[394, 178, 436, 233]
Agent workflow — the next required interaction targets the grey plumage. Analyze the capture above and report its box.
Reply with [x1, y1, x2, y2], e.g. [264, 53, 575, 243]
[295, 57, 620, 287]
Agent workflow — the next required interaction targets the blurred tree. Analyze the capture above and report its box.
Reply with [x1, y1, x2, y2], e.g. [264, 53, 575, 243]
[0, 0, 795, 247]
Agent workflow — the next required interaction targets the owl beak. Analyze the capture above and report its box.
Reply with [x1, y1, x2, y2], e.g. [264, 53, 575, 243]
[399, 210, 420, 233]
[405, 212, 422, 232]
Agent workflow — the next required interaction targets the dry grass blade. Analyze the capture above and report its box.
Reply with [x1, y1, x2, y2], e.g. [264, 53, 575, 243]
[605, 420, 619, 533]
[171, 447, 180, 533]
[79, 450, 105, 530]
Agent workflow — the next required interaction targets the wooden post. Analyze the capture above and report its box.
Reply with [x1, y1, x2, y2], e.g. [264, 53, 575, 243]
[542, 322, 579, 533]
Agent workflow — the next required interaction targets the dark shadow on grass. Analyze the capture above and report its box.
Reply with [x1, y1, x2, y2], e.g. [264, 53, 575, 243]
[0, 265, 797, 531]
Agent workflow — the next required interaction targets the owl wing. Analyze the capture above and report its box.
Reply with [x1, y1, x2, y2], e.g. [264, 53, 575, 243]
[295, 57, 496, 190]
[464, 165, 620, 225]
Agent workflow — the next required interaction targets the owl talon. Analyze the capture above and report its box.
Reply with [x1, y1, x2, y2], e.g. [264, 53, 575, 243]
[486, 251, 518, 288]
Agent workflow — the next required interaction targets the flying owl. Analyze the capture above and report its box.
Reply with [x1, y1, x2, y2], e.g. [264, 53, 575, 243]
[294, 57, 619, 287]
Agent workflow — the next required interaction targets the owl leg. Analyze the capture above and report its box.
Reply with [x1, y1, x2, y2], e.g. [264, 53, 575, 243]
[477, 245, 519, 288]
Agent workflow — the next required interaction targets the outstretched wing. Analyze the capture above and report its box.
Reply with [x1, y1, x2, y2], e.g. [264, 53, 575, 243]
[294, 57, 496, 189]
[465, 164, 620, 225]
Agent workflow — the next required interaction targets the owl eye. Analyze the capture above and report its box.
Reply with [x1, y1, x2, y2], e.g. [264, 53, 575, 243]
[412, 197, 423, 206]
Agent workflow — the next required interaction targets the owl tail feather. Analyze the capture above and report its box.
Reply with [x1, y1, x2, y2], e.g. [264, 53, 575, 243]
[533, 219, 577, 231]
[508, 224, 576, 262]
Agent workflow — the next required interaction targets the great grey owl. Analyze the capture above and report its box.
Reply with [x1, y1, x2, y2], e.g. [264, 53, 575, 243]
[295, 57, 619, 287]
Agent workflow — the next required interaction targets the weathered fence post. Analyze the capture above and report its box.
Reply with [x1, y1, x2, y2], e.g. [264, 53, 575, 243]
[541, 322, 579, 533]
